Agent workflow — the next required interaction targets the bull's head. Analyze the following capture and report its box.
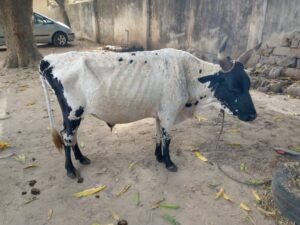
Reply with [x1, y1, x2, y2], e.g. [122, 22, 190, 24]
[198, 37, 260, 122]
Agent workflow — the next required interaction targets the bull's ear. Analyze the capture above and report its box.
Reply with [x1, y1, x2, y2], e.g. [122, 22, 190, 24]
[198, 75, 215, 83]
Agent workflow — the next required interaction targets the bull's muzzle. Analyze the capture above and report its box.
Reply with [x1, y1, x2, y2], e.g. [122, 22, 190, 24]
[238, 113, 257, 122]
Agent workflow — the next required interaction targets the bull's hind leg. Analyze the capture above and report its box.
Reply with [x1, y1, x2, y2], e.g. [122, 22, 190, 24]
[61, 119, 80, 179]
[63, 145, 76, 178]
[43, 65, 89, 178]
[61, 112, 90, 178]
[72, 134, 91, 165]
[155, 118, 163, 163]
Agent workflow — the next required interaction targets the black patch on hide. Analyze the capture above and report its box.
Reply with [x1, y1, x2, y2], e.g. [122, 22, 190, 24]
[75, 106, 84, 117]
[185, 103, 192, 108]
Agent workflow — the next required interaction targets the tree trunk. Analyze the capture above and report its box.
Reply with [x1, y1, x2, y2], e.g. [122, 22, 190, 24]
[55, 0, 71, 27]
[0, 0, 42, 68]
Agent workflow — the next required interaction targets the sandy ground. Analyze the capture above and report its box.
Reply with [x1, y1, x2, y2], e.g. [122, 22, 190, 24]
[0, 41, 299, 225]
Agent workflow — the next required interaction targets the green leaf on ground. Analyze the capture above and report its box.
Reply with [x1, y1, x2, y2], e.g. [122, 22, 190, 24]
[161, 214, 181, 225]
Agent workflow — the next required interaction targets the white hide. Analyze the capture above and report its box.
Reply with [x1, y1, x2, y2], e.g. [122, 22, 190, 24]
[43, 48, 221, 130]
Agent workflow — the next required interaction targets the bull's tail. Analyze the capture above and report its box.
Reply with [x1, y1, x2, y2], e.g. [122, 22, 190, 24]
[39, 61, 63, 152]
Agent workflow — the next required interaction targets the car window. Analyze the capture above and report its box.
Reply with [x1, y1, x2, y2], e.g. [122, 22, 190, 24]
[33, 14, 53, 25]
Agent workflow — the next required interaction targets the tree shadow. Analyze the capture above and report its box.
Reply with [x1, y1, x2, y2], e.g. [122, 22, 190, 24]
[0, 43, 74, 51]
[37, 43, 74, 49]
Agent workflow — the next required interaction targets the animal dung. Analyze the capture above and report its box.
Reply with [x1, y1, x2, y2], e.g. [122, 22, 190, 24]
[117, 220, 128, 225]
[77, 177, 84, 183]
[31, 188, 40, 195]
[28, 179, 37, 187]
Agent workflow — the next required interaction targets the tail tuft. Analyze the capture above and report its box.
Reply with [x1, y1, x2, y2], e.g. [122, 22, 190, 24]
[51, 128, 63, 152]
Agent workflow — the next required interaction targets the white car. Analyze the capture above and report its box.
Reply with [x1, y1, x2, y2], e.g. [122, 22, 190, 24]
[0, 12, 75, 47]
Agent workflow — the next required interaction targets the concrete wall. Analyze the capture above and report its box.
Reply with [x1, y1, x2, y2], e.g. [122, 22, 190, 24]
[150, 0, 253, 58]
[261, 0, 300, 43]
[67, 1, 98, 41]
[48, 0, 300, 60]
[48, 2, 97, 41]
[95, 0, 148, 47]
[33, 0, 49, 16]
[247, 0, 300, 48]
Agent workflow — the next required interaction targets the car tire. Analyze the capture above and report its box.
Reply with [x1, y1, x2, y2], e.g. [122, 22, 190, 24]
[271, 162, 300, 225]
[53, 32, 68, 47]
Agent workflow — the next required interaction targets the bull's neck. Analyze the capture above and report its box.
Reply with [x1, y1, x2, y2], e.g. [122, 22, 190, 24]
[183, 54, 220, 101]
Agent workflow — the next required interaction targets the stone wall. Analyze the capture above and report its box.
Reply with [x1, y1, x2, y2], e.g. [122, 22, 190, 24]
[256, 32, 300, 79]
[251, 31, 300, 97]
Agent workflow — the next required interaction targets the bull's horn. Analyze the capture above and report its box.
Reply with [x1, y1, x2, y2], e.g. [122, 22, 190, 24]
[217, 36, 233, 72]
[237, 42, 262, 65]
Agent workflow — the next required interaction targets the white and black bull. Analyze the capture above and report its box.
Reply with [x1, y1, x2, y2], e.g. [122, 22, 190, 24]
[39, 39, 258, 179]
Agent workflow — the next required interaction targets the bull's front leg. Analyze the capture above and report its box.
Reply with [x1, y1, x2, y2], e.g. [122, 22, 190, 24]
[157, 86, 187, 172]
[155, 118, 177, 171]
[161, 128, 177, 172]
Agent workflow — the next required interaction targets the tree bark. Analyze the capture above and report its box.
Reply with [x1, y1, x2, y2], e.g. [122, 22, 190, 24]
[55, 0, 71, 27]
[0, 0, 42, 68]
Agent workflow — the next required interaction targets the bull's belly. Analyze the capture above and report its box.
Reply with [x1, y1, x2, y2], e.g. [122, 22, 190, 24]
[87, 97, 159, 124]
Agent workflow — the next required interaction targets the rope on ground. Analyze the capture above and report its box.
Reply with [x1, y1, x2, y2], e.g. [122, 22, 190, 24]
[214, 109, 271, 186]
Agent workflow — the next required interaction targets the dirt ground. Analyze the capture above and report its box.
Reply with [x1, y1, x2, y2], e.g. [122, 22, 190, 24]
[0, 41, 299, 225]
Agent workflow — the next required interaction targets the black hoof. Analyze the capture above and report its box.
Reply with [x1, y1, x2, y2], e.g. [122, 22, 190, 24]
[67, 170, 77, 179]
[156, 154, 163, 163]
[166, 164, 178, 172]
[80, 156, 91, 165]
